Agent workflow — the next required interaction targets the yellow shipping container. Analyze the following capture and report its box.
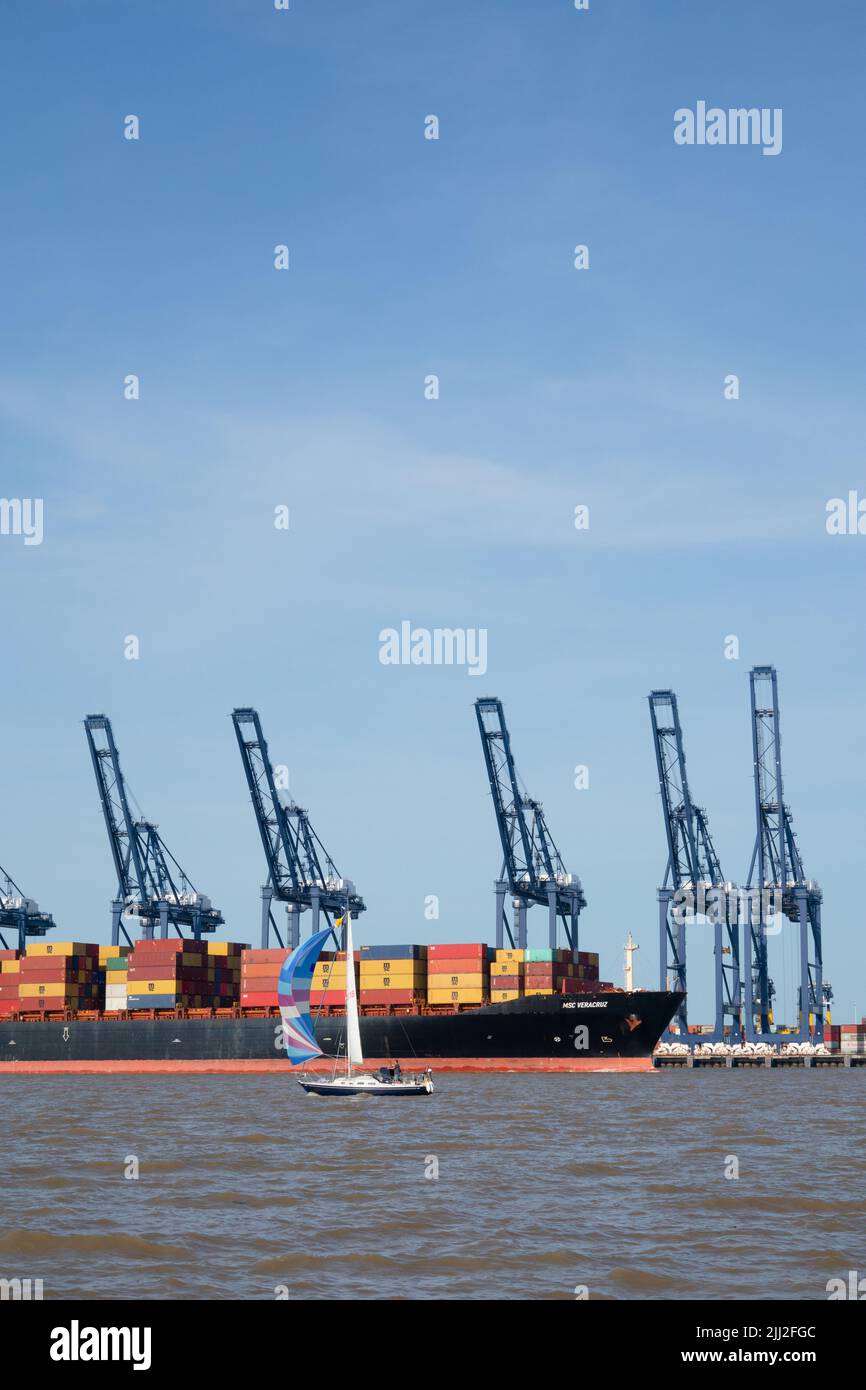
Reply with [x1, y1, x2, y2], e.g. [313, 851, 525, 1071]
[129, 980, 181, 995]
[426, 972, 486, 989]
[490, 966, 524, 979]
[105, 969, 129, 984]
[494, 949, 525, 962]
[20, 983, 82, 998]
[99, 944, 132, 959]
[427, 988, 487, 1005]
[491, 989, 521, 1002]
[360, 969, 427, 987]
[524, 987, 555, 997]
[359, 960, 426, 978]
[1, 960, 21, 974]
[27, 942, 95, 958]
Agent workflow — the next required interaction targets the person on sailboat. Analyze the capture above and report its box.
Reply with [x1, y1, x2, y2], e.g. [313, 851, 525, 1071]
[393, 1060, 403, 1080]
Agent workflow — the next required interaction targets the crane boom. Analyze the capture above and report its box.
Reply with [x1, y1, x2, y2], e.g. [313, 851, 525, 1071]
[745, 667, 822, 1041]
[0, 861, 56, 954]
[231, 707, 365, 949]
[475, 698, 584, 950]
[85, 715, 224, 945]
[649, 690, 739, 1042]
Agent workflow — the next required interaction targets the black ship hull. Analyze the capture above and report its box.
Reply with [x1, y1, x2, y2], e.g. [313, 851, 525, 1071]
[0, 991, 681, 1063]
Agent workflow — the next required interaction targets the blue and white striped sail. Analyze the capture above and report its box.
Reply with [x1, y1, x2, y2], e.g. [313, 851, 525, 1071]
[277, 929, 332, 1066]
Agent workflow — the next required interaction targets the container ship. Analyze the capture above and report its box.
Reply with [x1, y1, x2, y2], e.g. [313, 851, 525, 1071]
[0, 938, 681, 1069]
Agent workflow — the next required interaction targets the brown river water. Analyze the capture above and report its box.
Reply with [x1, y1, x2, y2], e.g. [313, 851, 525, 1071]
[1, 1071, 863, 1300]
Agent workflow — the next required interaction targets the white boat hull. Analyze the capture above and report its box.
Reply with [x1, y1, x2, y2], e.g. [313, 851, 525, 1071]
[298, 1073, 434, 1097]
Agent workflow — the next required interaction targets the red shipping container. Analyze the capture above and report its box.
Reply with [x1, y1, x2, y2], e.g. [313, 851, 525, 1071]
[428, 958, 490, 975]
[133, 938, 204, 953]
[241, 948, 288, 963]
[241, 963, 283, 979]
[18, 963, 80, 980]
[358, 990, 423, 1005]
[427, 943, 488, 959]
[309, 991, 348, 1007]
[561, 978, 600, 994]
[20, 955, 95, 972]
[240, 991, 279, 1006]
[487, 974, 521, 990]
[0, 949, 20, 960]
[21, 996, 73, 1009]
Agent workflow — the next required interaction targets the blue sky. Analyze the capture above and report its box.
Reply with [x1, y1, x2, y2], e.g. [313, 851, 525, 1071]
[1, 0, 864, 1023]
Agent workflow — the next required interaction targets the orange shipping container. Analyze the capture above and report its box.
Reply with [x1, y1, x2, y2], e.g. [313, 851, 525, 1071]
[427, 958, 489, 976]
[359, 990, 423, 1005]
[427, 988, 487, 1005]
[26, 942, 98, 958]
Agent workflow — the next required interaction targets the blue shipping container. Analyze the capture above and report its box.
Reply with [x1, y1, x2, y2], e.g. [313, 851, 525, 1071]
[359, 944, 426, 960]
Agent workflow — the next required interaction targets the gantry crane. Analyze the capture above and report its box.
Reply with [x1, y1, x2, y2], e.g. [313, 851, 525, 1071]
[85, 714, 224, 945]
[744, 666, 822, 1042]
[231, 707, 365, 949]
[475, 698, 585, 950]
[0, 862, 55, 954]
[649, 690, 740, 1042]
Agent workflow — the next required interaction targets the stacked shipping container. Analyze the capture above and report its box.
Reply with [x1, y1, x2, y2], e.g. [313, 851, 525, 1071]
[0, 949, 20, 1015]
[17, 942, 102, 1012]
[490, 947, 604, 1002]
[359, 944, 427, 1006]
[101, 943, 132, 1012]
[240, 947, 284, 1007]
[311, 951, 360, 1007]
[838, 1022, 866, 1056]
[0, 938, 618, 1016]
[207, 940, 246, 1007]
[427, 943, 488, 1005]
[490, 948, 524, 1002]
[127, 939, 206, 1009]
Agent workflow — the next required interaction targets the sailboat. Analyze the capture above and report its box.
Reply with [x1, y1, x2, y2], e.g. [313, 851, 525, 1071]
[279, 915, 434, 1098]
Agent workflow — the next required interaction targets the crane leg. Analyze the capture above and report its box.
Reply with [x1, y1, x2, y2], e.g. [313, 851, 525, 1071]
[260, 885, 273, 949]
[286, 905, 299, 951]
[110, 899, 124, 948]
[494, 881, 507, 950]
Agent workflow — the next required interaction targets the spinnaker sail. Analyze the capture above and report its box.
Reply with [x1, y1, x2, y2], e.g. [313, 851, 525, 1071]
[278, 928, 332, 1066]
